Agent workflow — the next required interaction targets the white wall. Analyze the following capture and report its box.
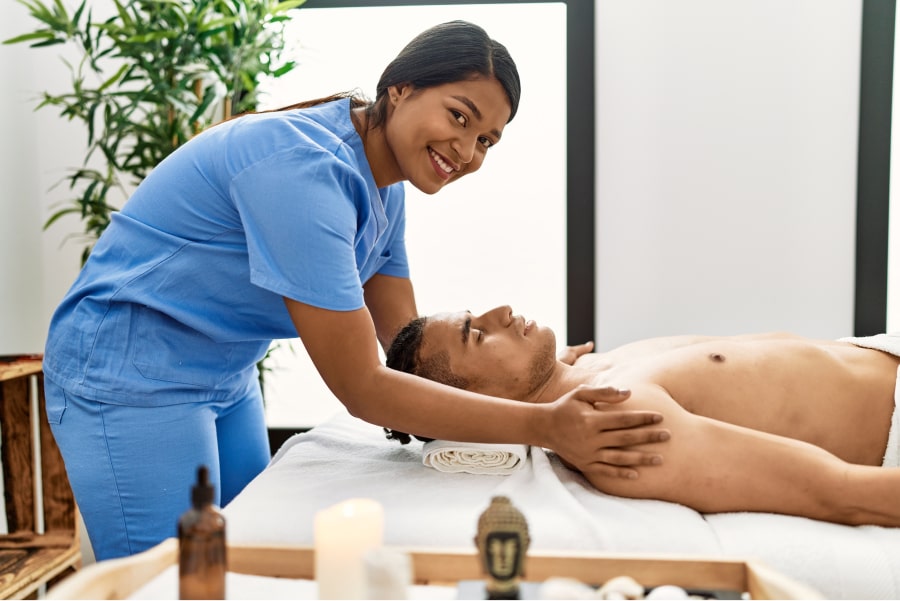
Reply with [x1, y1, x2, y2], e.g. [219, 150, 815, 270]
[1, 7, 84, 355]
[595, 0, 863, 348]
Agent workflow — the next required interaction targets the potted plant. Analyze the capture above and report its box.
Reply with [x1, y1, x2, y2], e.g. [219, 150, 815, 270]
[5, 0, 305, 263]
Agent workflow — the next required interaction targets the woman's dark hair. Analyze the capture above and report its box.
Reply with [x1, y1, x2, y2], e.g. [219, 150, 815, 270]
[367, 20, 521, 128]
[242, 21, 520, 130]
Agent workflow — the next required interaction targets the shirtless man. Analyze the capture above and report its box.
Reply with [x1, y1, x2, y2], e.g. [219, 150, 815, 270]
[385, 305, 900, 527]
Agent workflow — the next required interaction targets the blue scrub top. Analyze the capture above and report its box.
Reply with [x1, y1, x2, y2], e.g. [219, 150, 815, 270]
[44, 98, 409, 405]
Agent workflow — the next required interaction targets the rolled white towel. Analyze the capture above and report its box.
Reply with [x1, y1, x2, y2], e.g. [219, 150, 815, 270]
[422, 440, 529, 475]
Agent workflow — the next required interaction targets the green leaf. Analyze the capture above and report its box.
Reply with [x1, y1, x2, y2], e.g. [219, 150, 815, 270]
[43, 206, 82, 230]
[198, 16, 238, 32]
[272, 0, 306, 14]
[51, 0, 69, 20]
[127, 30, 181, 44]
[12, 0, 308, 263]
[30, 37, 68, 48]
[111, 0, 134, 29]
[3, 30, 57, 45]
[272, 61, 295, 78]
[72, 0, 86, 29]
[98, 63, 129, 92]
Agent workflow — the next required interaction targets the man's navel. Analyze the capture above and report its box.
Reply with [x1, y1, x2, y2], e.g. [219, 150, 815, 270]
[709, 353, 726, 363]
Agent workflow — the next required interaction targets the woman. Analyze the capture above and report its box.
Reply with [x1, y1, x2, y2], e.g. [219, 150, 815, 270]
[43, 20, 668, 560]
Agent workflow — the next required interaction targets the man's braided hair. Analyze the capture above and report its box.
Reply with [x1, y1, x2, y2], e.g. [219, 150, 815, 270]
[384, 316, 473, 444]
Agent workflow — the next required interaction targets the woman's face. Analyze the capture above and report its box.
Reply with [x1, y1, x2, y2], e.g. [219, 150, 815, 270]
[384, 76, 511, 194]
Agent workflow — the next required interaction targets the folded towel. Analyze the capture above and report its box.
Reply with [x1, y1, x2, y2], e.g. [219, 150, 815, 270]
[422, 440, 529, 475]
[839, 333, 900, 467]
[839, 332, 900, 357]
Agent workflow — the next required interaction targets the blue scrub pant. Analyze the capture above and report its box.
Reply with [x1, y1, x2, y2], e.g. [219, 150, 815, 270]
[44, 377, 271, 561]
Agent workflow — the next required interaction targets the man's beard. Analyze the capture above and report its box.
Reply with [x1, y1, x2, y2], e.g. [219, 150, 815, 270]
[526, 337, 557, 394]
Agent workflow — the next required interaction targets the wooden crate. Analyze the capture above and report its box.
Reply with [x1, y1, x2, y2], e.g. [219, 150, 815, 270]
[0, 359, 81, 599]
[48, 538, 823, 599]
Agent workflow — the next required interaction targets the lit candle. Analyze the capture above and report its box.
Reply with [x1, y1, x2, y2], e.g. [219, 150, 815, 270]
[314, 498, 385, 599]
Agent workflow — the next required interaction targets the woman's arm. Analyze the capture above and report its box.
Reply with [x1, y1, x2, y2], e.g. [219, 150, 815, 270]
[284, 298, 670, 477]
[362, 274, 417, 352]
[586, 384, 900, 526]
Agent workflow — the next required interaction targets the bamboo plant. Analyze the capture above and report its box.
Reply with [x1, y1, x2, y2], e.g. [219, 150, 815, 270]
[5, 0, 305, 264]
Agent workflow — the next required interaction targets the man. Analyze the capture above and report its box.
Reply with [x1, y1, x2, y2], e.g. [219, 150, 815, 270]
[385, 305, 900, 527]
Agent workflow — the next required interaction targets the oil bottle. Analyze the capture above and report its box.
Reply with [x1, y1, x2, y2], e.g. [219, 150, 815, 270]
[178, 465, 226, 599]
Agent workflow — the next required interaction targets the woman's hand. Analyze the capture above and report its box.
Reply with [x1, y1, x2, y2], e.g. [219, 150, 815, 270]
[542, 385, 670, 479]
[557, 340, 594, 365]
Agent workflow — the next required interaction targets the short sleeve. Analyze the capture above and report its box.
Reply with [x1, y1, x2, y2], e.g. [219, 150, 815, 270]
[231, 146, 369, 311]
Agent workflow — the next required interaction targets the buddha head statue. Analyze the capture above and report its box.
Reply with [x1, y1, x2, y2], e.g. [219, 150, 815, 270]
[474, 496, 531, 599]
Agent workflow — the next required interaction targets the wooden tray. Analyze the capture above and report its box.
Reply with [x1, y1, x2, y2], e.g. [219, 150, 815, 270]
[47, 538, 823, 599]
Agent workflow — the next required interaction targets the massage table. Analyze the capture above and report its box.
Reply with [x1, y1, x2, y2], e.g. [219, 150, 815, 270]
[215, 408, 900, 600]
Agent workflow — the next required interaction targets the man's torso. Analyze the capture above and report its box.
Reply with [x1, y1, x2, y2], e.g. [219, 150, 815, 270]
[577, 333, 899, 465]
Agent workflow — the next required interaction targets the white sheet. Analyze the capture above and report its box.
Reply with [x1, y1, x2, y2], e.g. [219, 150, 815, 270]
[224, 409, 900, 599]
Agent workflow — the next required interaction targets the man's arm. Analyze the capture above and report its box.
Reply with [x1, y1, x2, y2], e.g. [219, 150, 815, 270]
[580, 383, 900, 527]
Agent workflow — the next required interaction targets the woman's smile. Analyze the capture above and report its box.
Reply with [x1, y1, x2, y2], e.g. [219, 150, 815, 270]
[428, 146, 455, 180]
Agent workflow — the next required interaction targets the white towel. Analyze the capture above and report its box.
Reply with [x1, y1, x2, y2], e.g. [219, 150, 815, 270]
[839, 332, 900, 357]
[421, 440, 529, 475]
[839, 333, 900, 467]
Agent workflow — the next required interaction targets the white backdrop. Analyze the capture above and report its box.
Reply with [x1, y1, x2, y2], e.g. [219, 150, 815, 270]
[260, 3, 567, 427]
[595, 0, 864, 348]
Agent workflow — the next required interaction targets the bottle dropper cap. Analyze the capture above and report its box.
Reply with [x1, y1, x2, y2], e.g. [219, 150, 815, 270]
[191, 465, 215, 508]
